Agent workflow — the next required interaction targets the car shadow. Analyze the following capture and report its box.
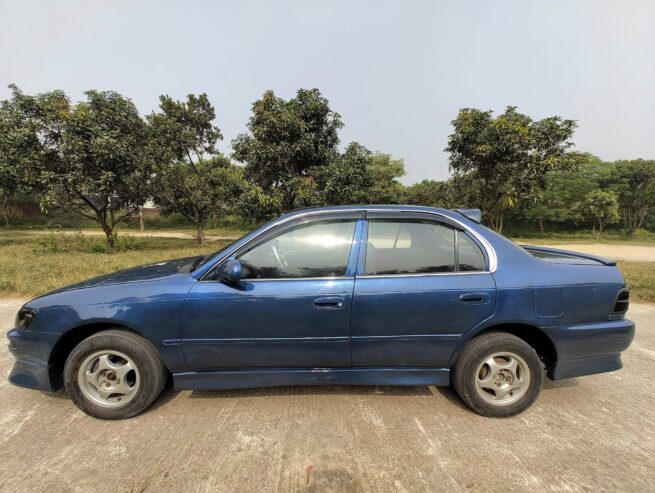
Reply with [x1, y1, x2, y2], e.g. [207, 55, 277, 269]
[542, 378, 578, 391]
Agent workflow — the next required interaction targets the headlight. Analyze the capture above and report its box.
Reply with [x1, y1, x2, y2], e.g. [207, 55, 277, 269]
[15, 308, 36, 329]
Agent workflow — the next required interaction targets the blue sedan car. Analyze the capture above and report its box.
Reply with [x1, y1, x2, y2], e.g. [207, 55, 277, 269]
[8, 206, 634, 419]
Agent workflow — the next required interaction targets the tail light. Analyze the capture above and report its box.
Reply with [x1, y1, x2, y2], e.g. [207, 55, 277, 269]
[609, 289, 630, 320]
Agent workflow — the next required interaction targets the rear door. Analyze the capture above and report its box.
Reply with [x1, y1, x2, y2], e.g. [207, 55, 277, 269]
[351, 212, 496, 367]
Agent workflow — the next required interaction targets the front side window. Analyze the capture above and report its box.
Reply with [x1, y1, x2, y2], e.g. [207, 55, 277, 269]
[237, 219, 357, 279]
[365, 219, 456, 275]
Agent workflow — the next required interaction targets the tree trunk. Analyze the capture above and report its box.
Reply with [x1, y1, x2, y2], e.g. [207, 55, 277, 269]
[196, 223, 206, 245]
[1, 195, 9, 227]
[139, 207, 145, 231]
[100, 221, 116, 247]
[538, 218, 544, 234]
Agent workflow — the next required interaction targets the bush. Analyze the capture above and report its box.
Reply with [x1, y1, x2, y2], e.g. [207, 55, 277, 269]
[33, 231, 144, 254]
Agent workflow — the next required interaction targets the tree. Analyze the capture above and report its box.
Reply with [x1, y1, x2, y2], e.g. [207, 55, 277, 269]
[148, 93, 239, 243]
[152, 157, 245, 243]
[365, 152, 406, 204]
[301, 142, 373, 206]
[0, 86, 42, 226]
[446, 106, 581, 232]
[7, 88, 151, 245]
[608, 159, 655, 236]
[405, 179, 458, 208]
[521, 155, 609, 233]
[574, 190, 620, 240]
[232, 89, 343, 212]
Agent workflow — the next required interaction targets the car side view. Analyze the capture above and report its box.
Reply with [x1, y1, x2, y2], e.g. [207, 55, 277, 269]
[7, 206, 635, 419]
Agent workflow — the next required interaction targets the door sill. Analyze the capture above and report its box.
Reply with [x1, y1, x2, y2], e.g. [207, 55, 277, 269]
[173, 367, 450, 390]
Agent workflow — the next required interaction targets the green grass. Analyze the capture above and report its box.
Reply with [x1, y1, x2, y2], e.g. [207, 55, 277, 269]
[0, 229, 652, 303]
[0, 231, 229, 298]
[617, 261, 655, 303]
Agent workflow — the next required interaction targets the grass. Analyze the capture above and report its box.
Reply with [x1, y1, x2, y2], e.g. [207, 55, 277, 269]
[617, 261, 655, 304]
[0, 229, 653, 303]
[0, 230, 229, 298]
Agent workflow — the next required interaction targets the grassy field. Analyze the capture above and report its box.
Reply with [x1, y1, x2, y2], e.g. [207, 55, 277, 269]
[0, 231, 228, 298]
[0, 229, 652, 303]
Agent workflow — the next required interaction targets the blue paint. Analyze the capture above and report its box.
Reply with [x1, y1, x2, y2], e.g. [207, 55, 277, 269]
[6, 205, 635, 395]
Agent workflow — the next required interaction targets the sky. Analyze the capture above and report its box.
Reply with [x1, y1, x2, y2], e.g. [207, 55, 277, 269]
[1, 0, 654, 184]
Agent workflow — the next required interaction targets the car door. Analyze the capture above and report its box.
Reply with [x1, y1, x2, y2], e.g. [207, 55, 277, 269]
[351, 212, 496, 368]
[180, 212, 363, 370]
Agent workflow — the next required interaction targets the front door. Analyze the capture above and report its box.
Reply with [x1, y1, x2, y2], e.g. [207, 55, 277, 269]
[351, 213, 496, 368]
[180, 214, 363, 370]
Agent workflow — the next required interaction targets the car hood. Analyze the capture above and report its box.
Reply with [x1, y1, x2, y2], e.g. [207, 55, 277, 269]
[36, 256, 198, 297]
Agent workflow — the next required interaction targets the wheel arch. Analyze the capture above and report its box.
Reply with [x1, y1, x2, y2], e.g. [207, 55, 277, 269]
[48, 322, 155, 391]
[452, 323, 558, 377]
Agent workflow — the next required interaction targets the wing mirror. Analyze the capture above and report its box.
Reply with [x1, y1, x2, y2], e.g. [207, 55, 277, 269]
[216, 259, 242, 284]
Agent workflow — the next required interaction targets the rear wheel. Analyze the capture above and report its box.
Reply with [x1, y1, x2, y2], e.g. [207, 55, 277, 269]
[452, 332, 543, 417]
[64, 330, 165, 419]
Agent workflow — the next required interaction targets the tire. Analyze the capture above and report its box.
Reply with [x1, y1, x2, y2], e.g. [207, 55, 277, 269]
[452, 332, 543, 418]
[63, 329, 166, 419]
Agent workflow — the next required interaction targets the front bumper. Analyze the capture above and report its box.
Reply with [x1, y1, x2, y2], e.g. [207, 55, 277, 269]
[7, 329, 61, 392]
[544, 319, 635, 380]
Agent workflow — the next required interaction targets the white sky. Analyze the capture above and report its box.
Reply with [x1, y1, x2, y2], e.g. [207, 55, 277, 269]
[1, 0, 654, 183]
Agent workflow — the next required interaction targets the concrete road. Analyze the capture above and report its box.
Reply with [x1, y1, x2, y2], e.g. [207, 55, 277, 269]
[1, 299, 653, 493]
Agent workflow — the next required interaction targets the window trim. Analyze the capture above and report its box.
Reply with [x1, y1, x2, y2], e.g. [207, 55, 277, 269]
[359, 213, 489, 278]
[202, 212, 364, 282]
[199, 208, 497, 281]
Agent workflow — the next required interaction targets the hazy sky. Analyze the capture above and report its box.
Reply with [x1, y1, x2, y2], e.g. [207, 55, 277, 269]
[1, 0, 654, 183]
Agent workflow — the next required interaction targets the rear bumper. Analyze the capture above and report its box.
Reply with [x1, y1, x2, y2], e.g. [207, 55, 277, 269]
[6, 329, 60, 392]
[544, 319, 635, 380]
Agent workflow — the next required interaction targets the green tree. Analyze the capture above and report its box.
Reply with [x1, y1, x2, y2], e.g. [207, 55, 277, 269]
[446, 106, 581, 232]
[365, 152, 406, 204]
[23, 89, 152, 246]
[232, 89, 342, 212]
[299, 142, 373, 206]
[522, 155, 609, 232]
[149, 93, 242, 243]
[405, 179, 458, 208]
[0, 86, 42, 225]
[574, 189, 620, 240]
[152, 157, 245, 243]
[608, 159, 655, 236]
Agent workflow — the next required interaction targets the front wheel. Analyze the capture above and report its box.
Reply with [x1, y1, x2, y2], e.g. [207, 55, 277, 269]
[64, 329, 166, 419]
[452, 332, 544, 418]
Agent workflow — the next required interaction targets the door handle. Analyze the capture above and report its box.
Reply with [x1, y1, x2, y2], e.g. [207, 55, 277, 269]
[459, 293, 490, 304]
[313, 297, 345, 309]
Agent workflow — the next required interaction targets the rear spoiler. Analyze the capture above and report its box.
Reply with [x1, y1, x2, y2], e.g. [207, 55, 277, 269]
[521, 245, 617, 266]
[455, 208, 481, 223]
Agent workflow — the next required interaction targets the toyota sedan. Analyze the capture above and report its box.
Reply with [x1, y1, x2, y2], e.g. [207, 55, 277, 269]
[7, 206, 635, 419]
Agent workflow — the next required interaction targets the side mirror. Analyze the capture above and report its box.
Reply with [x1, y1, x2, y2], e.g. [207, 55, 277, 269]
[216, 259, 242, 284]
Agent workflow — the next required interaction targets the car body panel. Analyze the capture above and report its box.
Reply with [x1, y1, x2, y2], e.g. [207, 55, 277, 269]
[6, 205, 635, 395]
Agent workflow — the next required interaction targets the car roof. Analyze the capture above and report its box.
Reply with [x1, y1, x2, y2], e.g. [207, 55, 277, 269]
[279, 205, 476, 223]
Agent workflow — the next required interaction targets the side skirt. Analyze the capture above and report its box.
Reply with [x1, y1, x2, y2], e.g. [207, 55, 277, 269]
[173, 367, 450, 391]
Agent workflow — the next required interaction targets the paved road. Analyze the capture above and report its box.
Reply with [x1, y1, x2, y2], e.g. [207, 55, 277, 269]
[1, 299, 653, 492]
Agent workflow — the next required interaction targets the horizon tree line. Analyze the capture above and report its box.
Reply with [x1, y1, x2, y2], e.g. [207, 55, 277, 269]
[1, 85, 653, 244]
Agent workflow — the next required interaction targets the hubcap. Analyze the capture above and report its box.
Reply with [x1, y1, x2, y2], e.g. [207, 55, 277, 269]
[77, 350, 140, 408]
[474, 351, 530, 406]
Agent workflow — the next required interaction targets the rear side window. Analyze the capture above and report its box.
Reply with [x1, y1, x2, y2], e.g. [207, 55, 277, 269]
[365, 219, 455, 275]
[458, 231, 485, 272]
[364, 219, 486, 275]
[238, 219, 357, 279]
